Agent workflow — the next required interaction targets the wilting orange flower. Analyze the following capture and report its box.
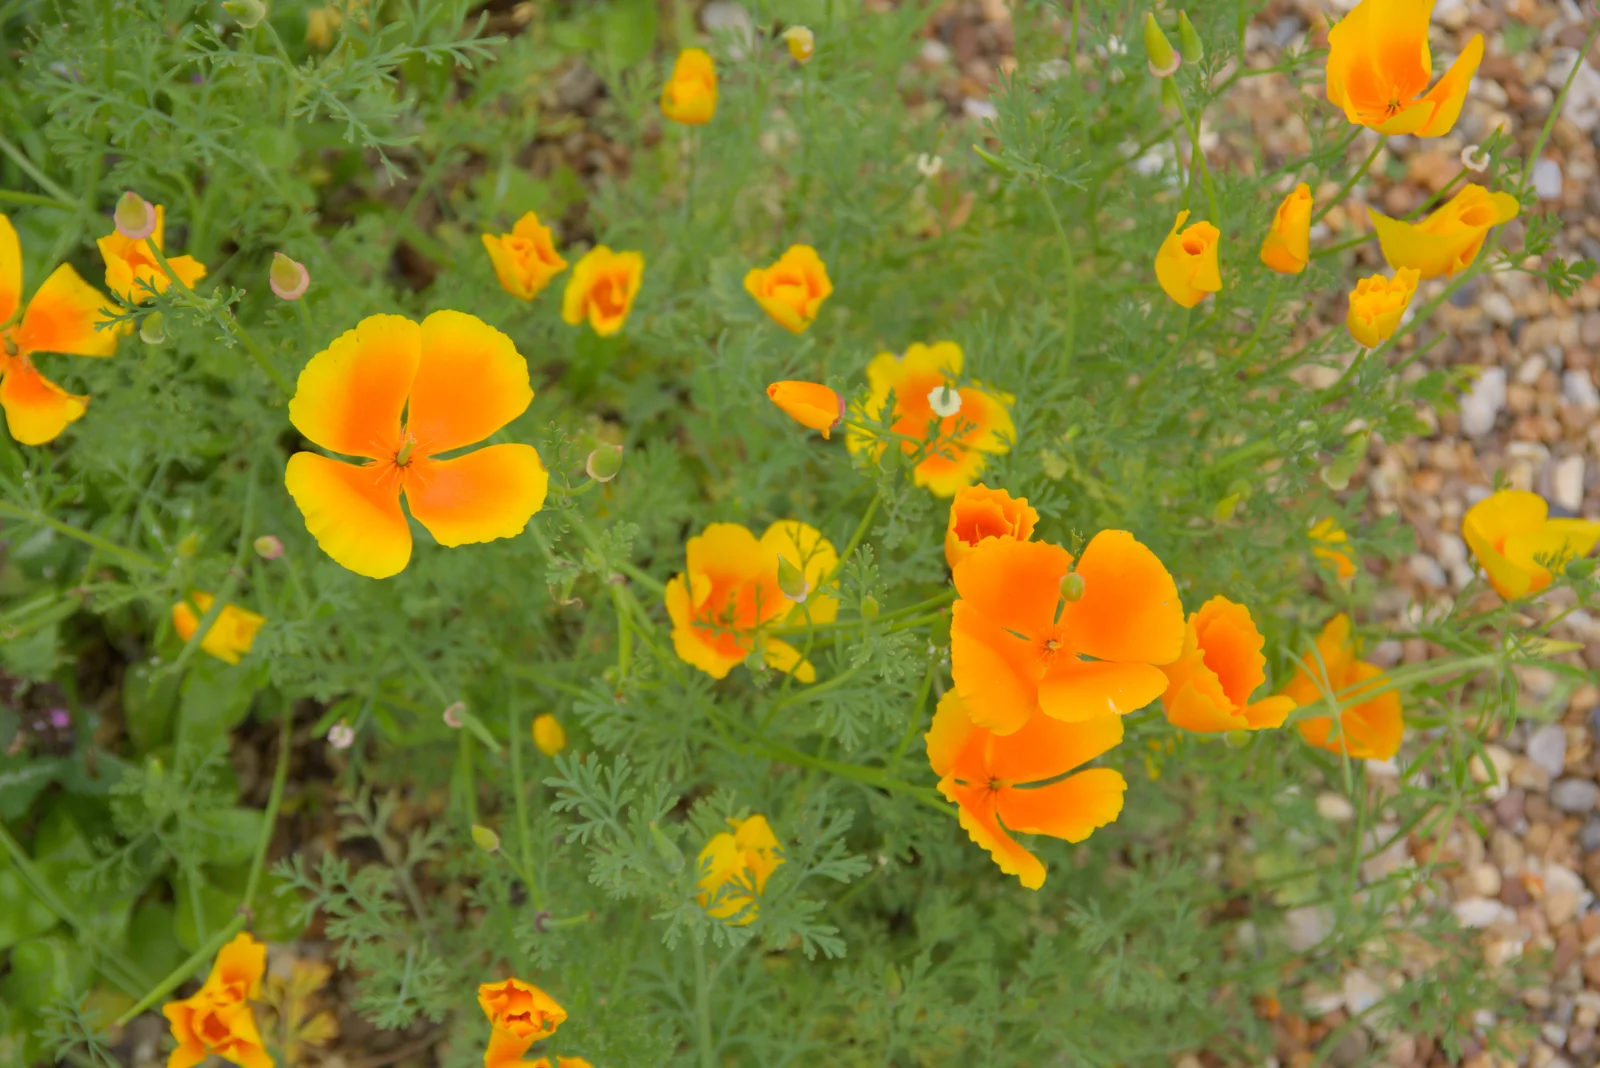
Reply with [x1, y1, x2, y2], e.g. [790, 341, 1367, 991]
[944, 484, 1038, 571]
[744, 245, 832, 333]
[162, 932, 271, 1068]
[766, 380, 843, 438]
[847, 341, 1014, 497]
[1160, 597, 1296, 734]
[97, 203, 207, 303]
[172, 592, 265, 665]
[561, 246, 643, 337]
[927, 692, 1126, 890]
[477, 978, 566, 1068]
[1346, 268, 1419, 348]
[0, 214, 119, 444]
[697, 815, 784, 924]
[1155, 210, 1222, 308]
[483, 212, 567, 300]
[1462, 489, 1600, 600]
[1260, 183, 1312, 274]
[665, 521, 837, 681]
[1279, 614, 1403, 760]
[662, 47, 718, 124]
[1368, 185, 1519, 280]
[1309, 517, 1358, 581]
[284, 312, 549, 579]
[1326, 0, 1483, 137]
[950, 535, 1185, 735]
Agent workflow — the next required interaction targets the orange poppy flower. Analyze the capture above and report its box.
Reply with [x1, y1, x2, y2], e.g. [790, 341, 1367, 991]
[847, 341, 1014, 497]
[1308, 517, 1358, 581]
[482, 212, 567, 300]
[744, 245, 832, 333]
[662, 47, 718, 125]
[284, 312, 549, 579]
[172, 591, 266, 665]
[0, 213, 118, 444]
[161, 932, 271, 1068]
[97, 202, 207, 303]
[665, 520, 838, 682]
[927, 691, 1126, 890]
[1260, 183, 1312, 275]
[1326, 0, 1483, 137]
[944, 484, 1038, 571]
[477, 978, 567, 1068]
[561, 246, 643, 337]
[949, 534, 1184, 735]
[1154, 210, 1221, 308]
[1279, 614, 1403, 760]
[696, 814, 784, 924]
[1462, 489, 1600, 600]
[766, 380, 843, 438]
[1160, 596, 1296, 733]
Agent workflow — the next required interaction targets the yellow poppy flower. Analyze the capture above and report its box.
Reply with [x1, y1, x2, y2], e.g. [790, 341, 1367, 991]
[1260, 184, 1312, 274]
[561, 246, 644, 337]
[96, 203, 207, 303]
[662, 48, 717, 125]
[1368, 185, 1519, 280]
[172, 592, 266, 665]
[1345, 268, 1419, 348]
[1462, 489, 1600, 600]
[482, 212, 567, 300]
[744, 245, 832, 333]
[1155, 210, 1221, 308]
[697, 815, 783, 923]
[1326, 0, 1483, 137]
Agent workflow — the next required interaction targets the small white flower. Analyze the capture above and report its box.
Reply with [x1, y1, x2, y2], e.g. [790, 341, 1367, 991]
[1460, 144, 1489, 172]
[927, 384, 962, 418]
[328, 722, 355, 750]
[916, 152, 944, 178]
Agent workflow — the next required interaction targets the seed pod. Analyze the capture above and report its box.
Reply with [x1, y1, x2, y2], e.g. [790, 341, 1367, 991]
[1059, 572, 1085, 601]
[586, 443, 624, 483]
[1177, 11, 1203, 63]
[471, 824, 501, 852]
[269, 252, 310, 300]
[139, 312, 167, 345]
[860, 595, 880, 619]
[253, 535, 284, 560]
[777, 555, 810, 603]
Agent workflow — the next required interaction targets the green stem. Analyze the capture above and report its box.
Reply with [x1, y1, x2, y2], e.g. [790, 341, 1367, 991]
[692, 937, 715, 1068]
[1312, 135, 1385, 225]
[610, 583, 633, 681]
[0, 189, 78, 210]
[0, 501, 162, 572]
[826, 490, 881, 584]
[0, 132, 78, 206]
[243, 709, 293, 910]
[1172, 93, 1220, 223]
[113, 915, 248, 1027]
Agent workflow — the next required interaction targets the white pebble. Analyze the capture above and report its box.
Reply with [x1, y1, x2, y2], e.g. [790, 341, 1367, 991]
[1551, 455, 1587, 514]
[1532, 158, 1564, 200]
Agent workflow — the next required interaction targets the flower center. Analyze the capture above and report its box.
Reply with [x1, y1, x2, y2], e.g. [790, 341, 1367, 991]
[395, 429, 418, 467]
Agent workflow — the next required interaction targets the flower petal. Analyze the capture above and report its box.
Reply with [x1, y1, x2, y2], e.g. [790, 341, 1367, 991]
[1416, 34, 1483, 138]
[284, 452, 411, 579]
[762, 638, 816, 682]
[952, 537, 1074, 637]
[0, 359, 88, 445]
[15, 264, 117, 358]
[988, 710, 1124, 784]
[926, 690, 984, 780]
[996, 767, 1127, 843]
[210, 934, 266, 998]
[945, 782, 1046, 890]
[403, 443, 548, 547]
[0, 213, 20, 324]
[1038, 659, 1172, 721]
[408, 310, 534, 455]
[288, 314, 419, 460]
[1062, 530, 1184, 665]
[950, 601, 1040, 734]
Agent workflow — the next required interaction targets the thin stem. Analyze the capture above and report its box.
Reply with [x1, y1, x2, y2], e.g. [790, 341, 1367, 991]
[1172, 93, 1220, 223]
[0, 501, 162, 571]
[825, 490, 881, 584]
[1038, 181, 1079, 368]
[0, 189, 79, 210]
[610, 583, 634, 681]
[508, 689, 545, 909]
[1312, 135, 1385, 225]
[113, 915, 249, 1027]
[692, 937, 715, 1068]
[243, 708, 293, 910]
[0, 131, 79, 205]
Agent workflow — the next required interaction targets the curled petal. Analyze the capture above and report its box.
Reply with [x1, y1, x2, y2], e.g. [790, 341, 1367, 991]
[404, 444, 549, 548]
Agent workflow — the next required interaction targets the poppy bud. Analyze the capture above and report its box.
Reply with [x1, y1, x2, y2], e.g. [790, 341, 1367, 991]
[443, 701, 466, 729]
[1212, 492, 1241, 522]
[269, 252, 310, 300]
[782, 25, 815, 63]
[650, 820, 685, 871]
[744, 648, 768, 674]
[777, 555, 810, 603]
[1060, 572, 1085, 601]
[139, 312, 167, 344]
[532, 713, 566, 756]
[176, 531, 200, 558]
[1224, 729, 1252, 749]
[114, 191, 157, 241]
[860, 595, 880, 619]
[328, 722, 355, 749]
[586, 443, 624, 482]
[1143, 14, 1180, 78]
[253, 535, 284, 560]
[222, 0, 266, 27]
[970, 143, 1013, 175]
[1177, 11, 1202, 63]
[927, 384, 962, 418]
[471, 824, 501, 852]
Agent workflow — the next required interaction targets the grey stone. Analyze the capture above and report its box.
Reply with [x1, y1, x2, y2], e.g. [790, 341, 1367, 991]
[1565, 370, 1600, 411]
[1459, 367, 1506, 438]
[1528, 724, 1569, 778]
[1580, 817, 1600, 853]
[1483, 291, 1516, 328]
[1533, 158, 1565, 200]
[1409, 553, 1448, 589]
[1552, 778, 1600, 814]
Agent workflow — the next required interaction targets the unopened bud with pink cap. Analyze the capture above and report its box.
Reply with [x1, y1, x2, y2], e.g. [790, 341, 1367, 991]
[443, 701, 466, 728]
[114, 192, 157, 241]
[270, 252, 310, 300]
[253, 535, 284, 560]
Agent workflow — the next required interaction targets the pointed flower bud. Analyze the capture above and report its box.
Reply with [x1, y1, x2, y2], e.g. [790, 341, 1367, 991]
[139, 311, 167, 345]
[927, 384, 962, 418]
[114, 191, 157, 241]
[221, 0, 266, 28]
[269, 252, 310, 300]
[1060, 572, 1085, 601]
[586, 443, 624, 482]
[767, 381, 844, 439]
[860, 595, 880, 619]
[1177, 11, 1202, 63]
[782, 25, 815, 63]
[471, 824, 501, 852]
[1143, 14, 1180, 78]
[971, 143, 1013, 175]
[532, 713, 566, 756]
[328, 721, 355, 749]
[253, 535, 284, 560]
[777, 555, 810, 603]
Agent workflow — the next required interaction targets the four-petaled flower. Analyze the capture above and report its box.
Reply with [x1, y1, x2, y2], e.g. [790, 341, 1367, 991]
[284, 312, 549, 579]
[1462, 489, 1600, 600]
[697, 814, 784, 924]
[1278, 614, 1403, 760]
[477, 978, 567, 1068]
[1325, 0, 1483, 137]
[927, 691, 1126, 890]
[1159, 596, 1296, 734]
[665, 521, 838, 681]
[0, 213, 119, 444]
[172, 591, 266, 665]
[847, 341, 1014, 497]
[950, 534, 1185, 735]
[161, 932, 272, 1068]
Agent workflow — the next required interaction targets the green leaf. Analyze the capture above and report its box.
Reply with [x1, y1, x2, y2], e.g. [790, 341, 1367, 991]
[123, 661, 182, 754]
[0, 753, 68, 821]
[601, 0, 658, 70]
[176, 657, 263, 759]
[0, 863, 59, 950]
[123, 901, 186, 981]
[190, 807, 265, 868]
[0, 935, 91, 1012]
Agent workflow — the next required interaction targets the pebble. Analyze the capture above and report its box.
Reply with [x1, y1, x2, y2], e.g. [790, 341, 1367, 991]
[1342, 970, 1384, 1016]
[1460, 367, 1507, 438]
[701, 1, 755, 57]
[1564, 370, 1600, 411]
[1529, 724, 1571, 779]
[1581, 817, 1600, 853]
[1409, 553, 1448, 589]
[1483, 291, 1517, 328]
[1472, 745, 1516, 800]
[1552, 778, 1600, 814]
[1551, 456, 1586, 514]
[1316, 792, 1355, 822]
[1453, 897, 1513, 928]
[1533, 158, 1565, 200]
[1285, 905, 1335, 951]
